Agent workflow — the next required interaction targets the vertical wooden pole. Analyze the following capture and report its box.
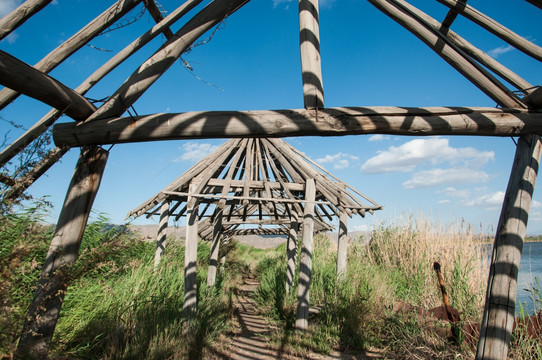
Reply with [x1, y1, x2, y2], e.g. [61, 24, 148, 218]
[184, 182, 199, 320]
[476, 134, 542, 360]
[154, 201, 169, 270]
[298, 0, 324, 109]
[15, 146, 108, 359]
[296, 178, 316, 330]
[336, 211, 348, 279]
[286, 215, 300, 294]
[207, 208, 223, 287]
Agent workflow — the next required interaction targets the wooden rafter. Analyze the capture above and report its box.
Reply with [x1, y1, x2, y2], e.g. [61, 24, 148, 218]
[0, 0, 54, 41]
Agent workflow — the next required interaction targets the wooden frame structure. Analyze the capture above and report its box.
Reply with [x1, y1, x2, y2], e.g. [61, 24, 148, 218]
[0, 0, 540, 358]
[126, 137, 381, 325]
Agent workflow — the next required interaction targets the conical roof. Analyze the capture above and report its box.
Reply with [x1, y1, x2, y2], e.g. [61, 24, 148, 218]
[128, 137, 381, 240]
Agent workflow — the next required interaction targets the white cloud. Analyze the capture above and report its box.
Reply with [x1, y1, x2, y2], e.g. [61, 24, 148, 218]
[368, 134, 391, 142]
[317, 152, 358, 169]
[0, 0, 21, 17]
[174, 142, 218, 162]
[3, 32, 19, 44]
[463, 191, 505, 208]
[361, 138, 493, 174]
[403, 168, 490, 189]
[488, 44, 514, 58]
[438, 199, 450, 204]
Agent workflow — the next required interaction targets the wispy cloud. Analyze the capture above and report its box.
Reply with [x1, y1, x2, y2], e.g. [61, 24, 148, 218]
[487, 44, 514, 58]
[317, 152, 359, 169]
[361, 138, 494, 174]
[463, 191, 504, 209]
[403, 168, 490, 189]
[368, 134, 391, 142]
[174, 142, 218, 162]
[3, 32, 19, 44]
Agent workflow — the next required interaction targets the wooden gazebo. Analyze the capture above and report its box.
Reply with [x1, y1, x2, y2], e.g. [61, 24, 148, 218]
[126, 137, 381, 323]
[0, 0, 541, 359]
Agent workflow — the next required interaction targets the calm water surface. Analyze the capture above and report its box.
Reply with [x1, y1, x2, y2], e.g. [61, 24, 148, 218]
[516, 241, 542, 314]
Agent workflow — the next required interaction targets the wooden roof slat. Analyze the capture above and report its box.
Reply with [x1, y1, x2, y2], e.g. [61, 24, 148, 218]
[439, 0, 466, 31]
[143, 0, 175, 39]
[0, 0, 144, 111]
[437, 0, 542, 61]
[0, 0, 54, 41]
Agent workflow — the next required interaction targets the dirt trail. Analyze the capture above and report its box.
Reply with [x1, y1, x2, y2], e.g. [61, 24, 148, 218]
[224, 276, 382, 360]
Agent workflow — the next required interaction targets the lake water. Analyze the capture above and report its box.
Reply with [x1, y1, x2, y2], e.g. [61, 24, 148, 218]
[516, 241, 542, 315]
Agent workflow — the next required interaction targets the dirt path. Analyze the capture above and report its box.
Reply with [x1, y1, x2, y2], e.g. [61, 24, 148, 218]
[222, 276, 383, 360]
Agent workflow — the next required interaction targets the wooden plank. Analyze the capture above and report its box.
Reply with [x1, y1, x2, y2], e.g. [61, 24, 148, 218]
[298, 0, 324, 109]
[207, 208, 222, 287]
[52, 107, 542, 147]
[368, 0, 524, 109]
[296, 178, 315, 330]
[224, 228, 288, 236]
[154, 201, 169, 270]
[0, 50, 96, 121]
[0, 0, 143, 110]
[0, 0, 53, 41]
[85, 0, 250, 122]
[286, 217, 300, 294]
[14, 146, 108, 359]
[437, 0, 542, 61]
[524, 87, 542, 109]
[183, 182, 199, 320]
[336, 211, 348, 279]
[476, 134, 542, 359]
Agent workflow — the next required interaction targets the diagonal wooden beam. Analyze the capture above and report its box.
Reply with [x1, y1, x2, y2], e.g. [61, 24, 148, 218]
[439, 0, 466, 31]
[143, 0, 174, 39]
[368, 0, 524, 109]
[85, 0, 250, 122]
[0, 0, 144, 111]
[53, 107, 542, 147]
[437, 0, 542, 61]
[526, 0, 542, 10]
[0, 0, 53, 41]
[0, 50, 96, 121]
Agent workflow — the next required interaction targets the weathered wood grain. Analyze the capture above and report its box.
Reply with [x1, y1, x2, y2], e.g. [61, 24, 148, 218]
[0, 0, 53, 40]
[53, 107, 542, 147]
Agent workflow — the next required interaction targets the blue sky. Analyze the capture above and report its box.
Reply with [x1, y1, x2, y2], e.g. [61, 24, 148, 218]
[1, 0, 542, 234]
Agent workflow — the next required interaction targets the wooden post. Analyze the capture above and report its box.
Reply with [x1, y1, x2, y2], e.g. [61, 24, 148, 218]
[207, 208, 223, 287]
[336, 211, 348, 279]
[184, 182, 199, 320]
[286, 215, 300, 294]
[296, 178, 316, 330]
[154, 201, 169, 270]
[476, 134, 542, 359]
[298, 0, 324, 109]
[15, 146, 108, 359]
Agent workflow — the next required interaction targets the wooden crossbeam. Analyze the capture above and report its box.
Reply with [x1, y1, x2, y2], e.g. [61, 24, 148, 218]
[143, 0, 175, 39]
[0, 50, 96, 121]
[53, 107, 542, 147]
[526, 0, 542, 10]
[439, 0, 466, 31]
[436, 0, 542, 61]
[0, 0, 53, 41]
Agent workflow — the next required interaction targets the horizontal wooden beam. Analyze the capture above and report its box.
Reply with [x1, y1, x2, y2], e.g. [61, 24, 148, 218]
[53, 107, 542, 146]
[0, 50, 96, 121]
[224, 228, 288, 236]
[207, 178, 305, 191]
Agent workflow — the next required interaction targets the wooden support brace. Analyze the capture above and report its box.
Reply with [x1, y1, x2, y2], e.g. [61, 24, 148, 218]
[207, 208, 223, 287]
[298, 0, 324, 109]
[336, 211, 348, 279]
[154, 201, 169, 270]
[296, 178, 315, 330]
[14, 146, 108, 359]
[439, 0, 466, 31]
[476, 134, 542, 359]
[0, 50, 96, 121]
[286, 216, 300, 294]
[184, 182, 199, 320]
